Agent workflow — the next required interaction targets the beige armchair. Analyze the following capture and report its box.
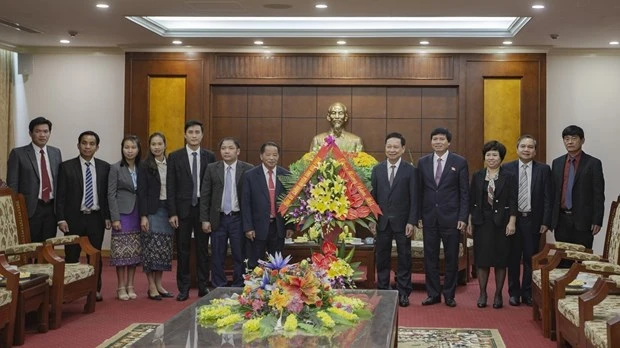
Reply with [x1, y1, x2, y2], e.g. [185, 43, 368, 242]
[0, 254, 19, 348]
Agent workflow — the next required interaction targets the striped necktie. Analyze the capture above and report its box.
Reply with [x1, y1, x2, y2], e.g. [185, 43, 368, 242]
[518, 164, 529, 212]
[84, 162, 94, 209]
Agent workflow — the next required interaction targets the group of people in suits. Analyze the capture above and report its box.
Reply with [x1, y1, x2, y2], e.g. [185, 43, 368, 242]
[370, 125, 604, 309]
[6, 116, 605, 312]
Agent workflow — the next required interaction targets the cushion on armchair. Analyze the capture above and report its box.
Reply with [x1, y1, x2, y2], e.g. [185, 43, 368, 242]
[583, 261, 620, 273]
[532, 268, 569, 288]
[554, 242, 587, 252]
[584, 320, 608, 348]
[558, 295, 620, 327]
[46, 235, 80, 246]
[564, 250, 602, 261]
[0, 195, 22, 262]
[19, 263, 94, 285]
[0, 288, 11, 307]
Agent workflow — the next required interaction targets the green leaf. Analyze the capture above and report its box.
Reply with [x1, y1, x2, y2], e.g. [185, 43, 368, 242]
[259, 314, 277, 337]
[327, 312, 357, 326]
[301, 215, 315, 231]
[354, 309, 373, 320]
[356, 218, 369, 229]
[344, 246, 355, 263]
[298, 321, 322, 334]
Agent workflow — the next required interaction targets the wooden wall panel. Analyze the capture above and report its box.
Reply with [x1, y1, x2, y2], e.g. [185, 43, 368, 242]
[352, 87, 387, 119]
[211, 117, 248, 161]
[282, 87, 317, 118]
[248, 86, 282, 118]
[421, 119, 459, 154]
[387, 88, 422, 118]
[247, 118, 281, 157]
[282, 118, 317, 152]
[212, 86, 247, 117]
[422, 87, 458, 119]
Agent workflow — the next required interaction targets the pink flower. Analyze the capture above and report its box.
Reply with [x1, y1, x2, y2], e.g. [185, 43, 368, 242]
[252, 299, 265, 312]
[286, 295, 304, 313]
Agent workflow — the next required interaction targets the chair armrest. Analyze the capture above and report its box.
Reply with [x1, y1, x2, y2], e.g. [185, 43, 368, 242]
[0, 254, 19, 302]
[582, 261, 620, 274]
[579, 278, 620, 331]
[554, 262, 583, 300]
[609, 315, 620, 348]
[553, 241, 587, 252]
[45, 235, 80, 246]
[565, 250, 601, 262]
[4, 242, 43, 256]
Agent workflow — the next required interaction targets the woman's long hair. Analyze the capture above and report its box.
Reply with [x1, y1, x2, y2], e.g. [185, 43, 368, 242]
[144, 132, 167, 174]
[120, 134, 142, 168]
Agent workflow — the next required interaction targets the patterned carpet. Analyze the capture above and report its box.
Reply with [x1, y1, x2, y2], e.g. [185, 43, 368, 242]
[398, 327, 506, 348]
[98, 324, 505, 348]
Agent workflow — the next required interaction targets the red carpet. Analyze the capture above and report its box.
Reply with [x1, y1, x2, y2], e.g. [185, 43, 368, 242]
[21, 261, 554, 347]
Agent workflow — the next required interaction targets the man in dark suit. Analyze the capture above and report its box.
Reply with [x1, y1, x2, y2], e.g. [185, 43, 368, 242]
[167, 120, 216, 301]
[7, 117, 62, 242]
[551, 125, 605, 250]
[56, 130, 110, 301]
[370, 132, 419, 307]
[241, 142, 294, 269]
[418, 128, 469, 308]
[201, 137, 253, 287]
[503, 135, 553, 306]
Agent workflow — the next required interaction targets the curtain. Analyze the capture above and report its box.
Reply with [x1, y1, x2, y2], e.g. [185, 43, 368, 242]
[0, 49, 13, 179]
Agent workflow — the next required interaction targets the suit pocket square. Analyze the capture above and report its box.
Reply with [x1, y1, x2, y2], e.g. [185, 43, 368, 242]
[451, 167, 456, 171]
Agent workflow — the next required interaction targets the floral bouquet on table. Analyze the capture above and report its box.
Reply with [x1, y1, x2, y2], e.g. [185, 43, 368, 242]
[279, 135, 382, 244]
[196, 252, 372, 342]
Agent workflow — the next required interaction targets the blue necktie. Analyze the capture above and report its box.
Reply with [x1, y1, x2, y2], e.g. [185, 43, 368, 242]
[191, 152, 198, 206]
[84, 162, 94, 209]
[130, 169, 137, 190]
[565, 157, 575, 209]
[223, 166, 233, 214]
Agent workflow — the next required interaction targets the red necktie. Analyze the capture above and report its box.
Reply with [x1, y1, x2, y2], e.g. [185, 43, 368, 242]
[40, 149, 52, 202]
[268, 169, 276, 218]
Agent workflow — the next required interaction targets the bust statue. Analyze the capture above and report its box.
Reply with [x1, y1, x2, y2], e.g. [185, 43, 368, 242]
[310, 102, 364, 152]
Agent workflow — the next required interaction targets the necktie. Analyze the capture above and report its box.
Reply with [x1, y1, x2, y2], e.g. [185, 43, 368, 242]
[268, 169, 276, 218]
[518, 164, 529, 212]
[566, 157, 575, 209]
[130, 168, 137, 190]
[435, 158, 443, 186]
[40, 150, 52, 202]
[84, 162, 94, 209]
[389, 165, 396, 187]
[191, 152, 198, 206]
[223, 166, 233, 214]
[487, 179, 494, 206]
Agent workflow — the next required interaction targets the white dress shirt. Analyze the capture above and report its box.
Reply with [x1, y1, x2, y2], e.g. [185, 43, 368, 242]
[221, 161, 240, 212]
[387, 157, 402, 179]
[186, 145, 201, 198]
[433, 150, 449, 178]
[156, 157, 167, 200]
[32, 143, 54, 199]
[79, 156, 99, 211]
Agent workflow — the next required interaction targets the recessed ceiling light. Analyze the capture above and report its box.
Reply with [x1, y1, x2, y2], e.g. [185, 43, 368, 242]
[419, 40, 430, 45]
[264, 50, 272, 53]
[254, 40, 264, 45]
[59, 39, 70, 44]
[531, 4, 545, 9]
[315, 4, 328, 9]
[96, 3, 109, 9]
[337, 40, 346, 45]
[503, 40, 513, 45]
[610, 41, 620, 45]
[172, 40, 183, 45]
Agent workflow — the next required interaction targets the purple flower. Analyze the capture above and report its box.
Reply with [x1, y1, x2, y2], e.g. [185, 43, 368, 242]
[258, 252, 292, 271]
[324, 135, 336, 145]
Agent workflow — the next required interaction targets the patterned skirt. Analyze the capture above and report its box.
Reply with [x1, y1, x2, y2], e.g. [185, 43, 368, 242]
[110, 205, 142, 266]
[142, 205, 173, 273]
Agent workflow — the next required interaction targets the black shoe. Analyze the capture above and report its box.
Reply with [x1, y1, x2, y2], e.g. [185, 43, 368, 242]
[158, 291, 174, 298]
[493, 295, 503, 309]
[477, 294, 487, 308]
[445, 298, 457, 307]
[522, 297, 533, 306]
[148, 292, 162, 301]
[96, 292, 103, 302]
[198, 289, 210, 297]
[509, 296, 520, 306]
[399, 294, 410, 307]
[421, 296, 441, 306]
[176, 292, 189, 302]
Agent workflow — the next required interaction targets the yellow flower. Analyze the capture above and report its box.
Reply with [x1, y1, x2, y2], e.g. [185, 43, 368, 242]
[269, 288, 291, 311]
[327, 307, 359, 322]
[215, 313, 243, 328]
[242, 317, 262, 333]
[351, 152, 378, 168]
[316, 310, 335, 328]
[197, 305, 231, 322]
[253, 267, 263, 277]
[283, 314, 298, 331]
[333, 296, 366, 310]
[327, 259, 354, 278]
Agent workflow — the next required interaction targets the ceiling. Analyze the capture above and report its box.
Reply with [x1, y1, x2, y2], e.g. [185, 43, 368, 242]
[1, 0, 619, 53]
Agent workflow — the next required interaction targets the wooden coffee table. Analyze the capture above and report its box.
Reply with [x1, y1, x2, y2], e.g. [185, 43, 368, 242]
[14, 273, 49, 346]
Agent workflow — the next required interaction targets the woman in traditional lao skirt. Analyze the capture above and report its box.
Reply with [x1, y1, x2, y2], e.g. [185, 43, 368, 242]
[137, 132, 174, 300]
[108, 135, 143, 300]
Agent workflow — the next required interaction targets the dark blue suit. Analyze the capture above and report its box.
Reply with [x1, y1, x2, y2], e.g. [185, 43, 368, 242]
[503, 160, 553, 300]
[371, 160, 419, 297]
[418, 152, 469, 300]
[241, 165, 290, 268]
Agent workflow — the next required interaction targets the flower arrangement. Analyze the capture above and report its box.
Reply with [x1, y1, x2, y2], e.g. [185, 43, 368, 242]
[196, 251, 372, 342]
[279, 136, 382, 242]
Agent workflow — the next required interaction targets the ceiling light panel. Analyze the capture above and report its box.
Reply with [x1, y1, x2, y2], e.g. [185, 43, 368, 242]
[127, 16, 531, 38]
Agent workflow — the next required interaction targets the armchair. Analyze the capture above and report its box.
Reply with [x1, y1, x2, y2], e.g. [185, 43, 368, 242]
[0, 254, 19, 348]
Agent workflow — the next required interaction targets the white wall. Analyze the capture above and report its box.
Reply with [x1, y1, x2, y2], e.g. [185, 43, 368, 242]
[17, 51, 125, 249]
[547, 52, 620, 254]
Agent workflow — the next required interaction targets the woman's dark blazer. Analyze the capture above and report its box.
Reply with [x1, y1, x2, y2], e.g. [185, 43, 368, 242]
[469, 168, 518, 227]
[137, 161, 163, 217]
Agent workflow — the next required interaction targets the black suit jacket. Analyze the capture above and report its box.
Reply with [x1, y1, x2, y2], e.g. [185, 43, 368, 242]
[166, 147, 216, 219]
[551, 152, 605, 230]
[7, 144, 62, 217]
[200, 160, 254, 231]
[371, 160, 419, 232]
[241, 165, 290, 241]
[418, 152, 470, 228]
[502, 160, 553, 229]
[470, 168, 518, 227]
[56, 157, 111, 225]
[137, 160, 164, 217]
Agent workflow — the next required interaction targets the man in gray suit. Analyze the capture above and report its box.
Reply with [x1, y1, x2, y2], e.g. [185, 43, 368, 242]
[201, 137, 253, 287]
[7, 117, 62, 242]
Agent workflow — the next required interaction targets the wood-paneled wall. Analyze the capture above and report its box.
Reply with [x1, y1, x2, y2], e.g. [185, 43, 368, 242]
[125, 52, 546, 170]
